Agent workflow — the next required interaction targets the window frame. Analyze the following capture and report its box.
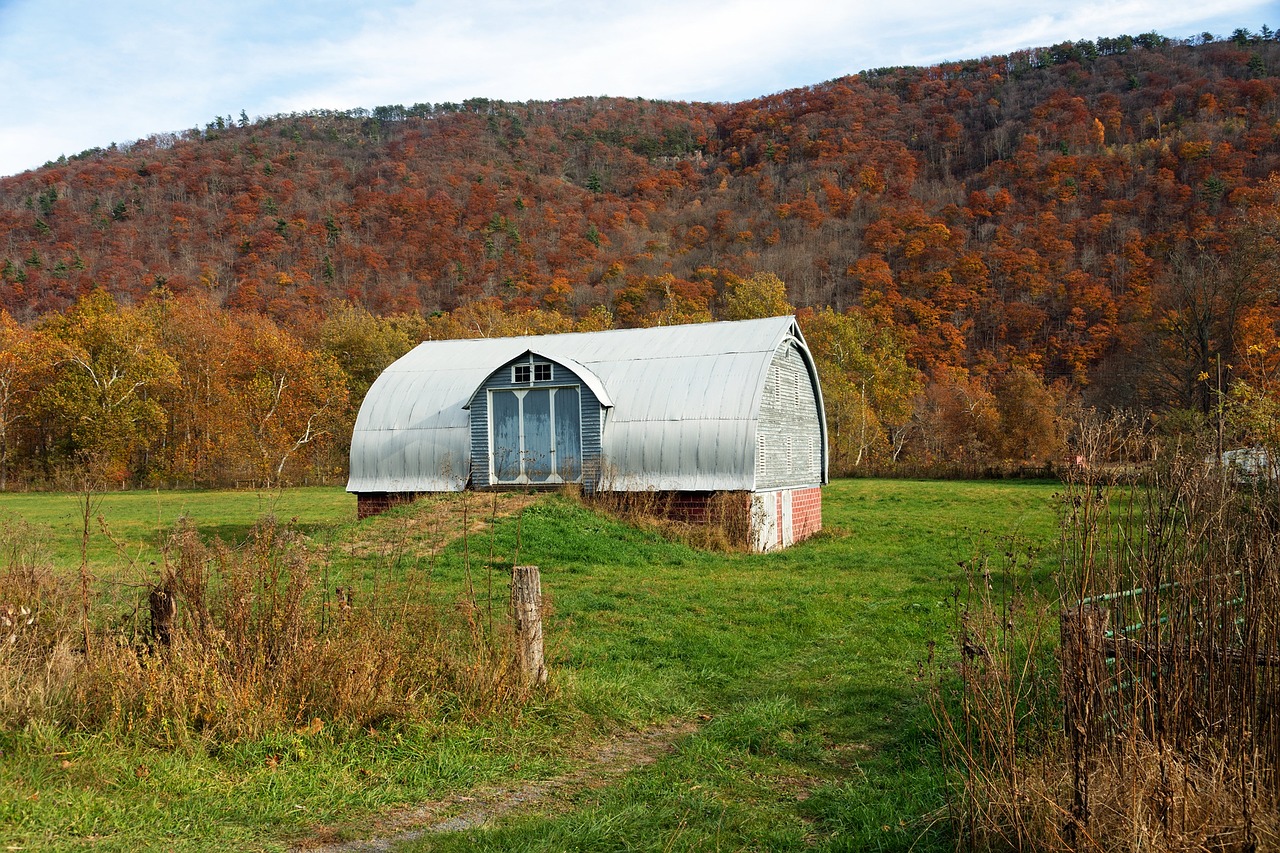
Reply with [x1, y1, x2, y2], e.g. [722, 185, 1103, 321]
[511, 361, 553, 384]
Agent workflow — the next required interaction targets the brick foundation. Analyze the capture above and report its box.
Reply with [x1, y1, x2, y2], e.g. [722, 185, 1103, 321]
[590, 490, 752, 537]
[355, 492, 421, 519]
[663, 491, 750, 525]
[790, 485, 823, 541]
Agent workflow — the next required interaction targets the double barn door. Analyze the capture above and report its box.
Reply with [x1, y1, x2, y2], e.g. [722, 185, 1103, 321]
[490, 386, 582, 484]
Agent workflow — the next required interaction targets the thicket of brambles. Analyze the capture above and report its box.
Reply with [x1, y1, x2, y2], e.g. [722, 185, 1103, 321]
[1, 29, 1279, 488]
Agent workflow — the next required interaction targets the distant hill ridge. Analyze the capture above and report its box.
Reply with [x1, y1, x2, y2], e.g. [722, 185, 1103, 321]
[2, 30, 1278, 413]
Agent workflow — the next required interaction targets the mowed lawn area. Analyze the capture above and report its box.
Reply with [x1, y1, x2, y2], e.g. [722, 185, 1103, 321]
[0, 479, 1061, 852]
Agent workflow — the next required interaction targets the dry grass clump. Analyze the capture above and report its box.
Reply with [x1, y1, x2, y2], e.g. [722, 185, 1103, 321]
[0, 515, 529, 745]
[588, 488, 754, 551]
[1078, 737, 1279, 852]
[0, 520, 79, 724]
[938, 417, 1280, 852]
[948, 728, 1280, 852]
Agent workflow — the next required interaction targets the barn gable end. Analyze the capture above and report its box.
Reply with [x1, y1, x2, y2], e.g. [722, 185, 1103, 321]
[755, 337, 825, 491]
[466, 352, 608, 489]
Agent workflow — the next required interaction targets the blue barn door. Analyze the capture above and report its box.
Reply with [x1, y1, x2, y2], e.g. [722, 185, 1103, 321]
[490, 387, 581, 484]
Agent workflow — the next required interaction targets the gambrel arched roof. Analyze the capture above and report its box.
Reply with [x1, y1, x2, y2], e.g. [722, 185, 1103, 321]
[347, 315, 827, 493]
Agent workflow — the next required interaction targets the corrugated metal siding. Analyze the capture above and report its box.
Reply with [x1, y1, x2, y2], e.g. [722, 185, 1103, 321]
[348, 316, 826, 494]
[755, 340, 825, 490]
[346, 365, 479, 492]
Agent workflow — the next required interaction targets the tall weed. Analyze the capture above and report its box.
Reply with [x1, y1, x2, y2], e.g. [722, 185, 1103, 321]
[937, 417, 1280, 851]
[0, 507, 531, 745]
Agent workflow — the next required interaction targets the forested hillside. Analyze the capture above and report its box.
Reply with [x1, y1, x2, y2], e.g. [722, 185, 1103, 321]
[1, 30, 1278, 487]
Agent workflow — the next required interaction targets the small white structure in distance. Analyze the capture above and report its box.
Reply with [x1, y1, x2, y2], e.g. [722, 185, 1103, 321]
[1216, 447, 1278, 482]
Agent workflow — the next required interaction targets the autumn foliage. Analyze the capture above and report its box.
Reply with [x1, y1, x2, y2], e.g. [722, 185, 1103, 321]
[1, 32, 1279, 485]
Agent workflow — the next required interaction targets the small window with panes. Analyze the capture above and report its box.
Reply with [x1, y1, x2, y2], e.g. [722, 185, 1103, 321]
[513, 362, 552, 383]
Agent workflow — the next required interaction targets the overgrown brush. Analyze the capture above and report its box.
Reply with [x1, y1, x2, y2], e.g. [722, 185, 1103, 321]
[937, 417, 1280, 852]
[588, 487, 754, 550]
[0, 512, 531, 745]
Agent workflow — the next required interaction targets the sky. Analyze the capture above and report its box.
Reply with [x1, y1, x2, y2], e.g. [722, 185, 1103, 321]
[0, 0, 1273, 178]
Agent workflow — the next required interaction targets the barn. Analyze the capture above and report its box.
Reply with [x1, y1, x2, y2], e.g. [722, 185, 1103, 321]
[347, 315, 827, 550]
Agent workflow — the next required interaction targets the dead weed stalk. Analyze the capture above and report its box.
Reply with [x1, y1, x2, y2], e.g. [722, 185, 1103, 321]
[937, 416, 1280, 851]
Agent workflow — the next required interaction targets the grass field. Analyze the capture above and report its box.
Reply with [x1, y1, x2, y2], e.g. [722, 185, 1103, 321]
[0, 486, 354, 575]
[0, 478, 1061, 851]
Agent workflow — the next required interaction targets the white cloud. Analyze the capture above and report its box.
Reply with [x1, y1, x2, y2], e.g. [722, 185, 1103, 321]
[0, 0, 1271, 176]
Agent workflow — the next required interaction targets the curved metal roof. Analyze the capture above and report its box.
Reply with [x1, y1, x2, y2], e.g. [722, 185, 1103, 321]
[347, 315, 826, 493]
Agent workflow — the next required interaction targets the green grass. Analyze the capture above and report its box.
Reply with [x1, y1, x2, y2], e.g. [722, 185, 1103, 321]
[0, 486, 354, 574]
[0, 478, 1062, 851]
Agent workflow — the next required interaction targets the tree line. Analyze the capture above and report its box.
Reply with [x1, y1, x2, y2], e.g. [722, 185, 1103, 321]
[0, 271, 1104, 490]
[1, 32, 1279, 486]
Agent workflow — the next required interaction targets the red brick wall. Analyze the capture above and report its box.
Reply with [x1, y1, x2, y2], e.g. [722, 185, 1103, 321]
[790, 486, 823, 542]
[666, 491, 717, 524]
[356, 492, 421, 519]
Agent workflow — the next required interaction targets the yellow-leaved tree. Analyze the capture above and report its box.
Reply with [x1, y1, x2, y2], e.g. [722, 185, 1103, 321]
[37, 290, 178, 483]
[799, 307, 919, 471]
[720, 272, 793, 321]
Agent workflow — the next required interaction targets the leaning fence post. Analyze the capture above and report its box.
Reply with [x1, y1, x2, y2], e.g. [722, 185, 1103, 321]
[511, 565, 548, 687]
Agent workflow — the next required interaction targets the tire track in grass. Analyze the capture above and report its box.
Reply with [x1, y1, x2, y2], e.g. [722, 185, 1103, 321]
[295, 720, 698, 851]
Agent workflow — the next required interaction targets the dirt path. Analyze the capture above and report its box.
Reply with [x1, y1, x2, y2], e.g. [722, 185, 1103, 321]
[294, 720, 698, 852]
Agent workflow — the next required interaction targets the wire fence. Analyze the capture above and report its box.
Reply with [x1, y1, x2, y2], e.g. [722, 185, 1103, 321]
[1058, 450, 1280, 849]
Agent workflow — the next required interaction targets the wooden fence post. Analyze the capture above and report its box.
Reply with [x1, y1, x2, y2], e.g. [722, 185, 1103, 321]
[149, 584, 177, 647]
[511, 565, 548, 687]
[1060, 603, 1109, 848]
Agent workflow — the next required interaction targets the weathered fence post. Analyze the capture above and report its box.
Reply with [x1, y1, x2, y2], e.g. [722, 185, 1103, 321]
[511, 565, 548, 687]
[1060, 603, 1109, 848]
[149, 583, 177, 647]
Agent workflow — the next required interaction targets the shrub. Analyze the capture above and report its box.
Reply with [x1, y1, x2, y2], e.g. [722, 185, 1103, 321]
[0, 514, 530, 745]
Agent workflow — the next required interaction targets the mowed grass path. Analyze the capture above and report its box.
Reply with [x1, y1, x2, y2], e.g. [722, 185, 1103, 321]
[0, 479, 1060, 851]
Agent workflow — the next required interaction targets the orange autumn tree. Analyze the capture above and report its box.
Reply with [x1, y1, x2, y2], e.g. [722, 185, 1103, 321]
[913, 370, 1001, 468]
[613, 274, 713, 328]
[1221, 178, 1280, 447]
[151, 293, 241, 485]
[0, 310, 50, 489]
[991, 365, 1065, 463]
[223, 314, 348, 487]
